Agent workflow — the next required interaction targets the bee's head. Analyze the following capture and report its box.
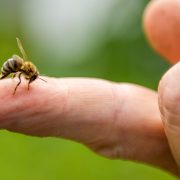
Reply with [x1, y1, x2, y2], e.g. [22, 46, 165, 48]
[30, 72, 46, 84]
[29, 73, 38, 84]
[31, 74, 38, 81]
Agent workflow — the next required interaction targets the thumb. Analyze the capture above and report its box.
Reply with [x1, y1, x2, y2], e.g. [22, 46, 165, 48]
[159, 62, 180, 170]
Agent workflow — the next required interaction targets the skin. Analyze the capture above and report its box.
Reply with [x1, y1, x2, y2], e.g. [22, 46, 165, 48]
[144, 0, 180, 63]
[0, 0, 180, 177]
[0, 77, 178, 176]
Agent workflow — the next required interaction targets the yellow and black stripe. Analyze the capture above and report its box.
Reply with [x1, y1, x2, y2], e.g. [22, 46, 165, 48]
[0, 58, 22, 78]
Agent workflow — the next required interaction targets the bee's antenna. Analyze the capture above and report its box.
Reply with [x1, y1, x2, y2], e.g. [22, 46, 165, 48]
[38, 77, 47, 83]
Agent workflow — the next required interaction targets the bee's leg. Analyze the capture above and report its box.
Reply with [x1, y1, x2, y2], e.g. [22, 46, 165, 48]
[12, 74, 16, 78]
[13, 72, 23, 95]
[12, 72, 19, 78]
[0, 74, 8, 79]
[28, 78, 33, 90]
[28, 80, 30, 90]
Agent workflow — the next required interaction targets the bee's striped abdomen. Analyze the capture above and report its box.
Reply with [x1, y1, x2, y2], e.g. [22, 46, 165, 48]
[1, 58, 22, 78]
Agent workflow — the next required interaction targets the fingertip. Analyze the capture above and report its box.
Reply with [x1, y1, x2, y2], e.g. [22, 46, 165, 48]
[143, 0, 180, 64]
[158, 62, 180, 115]
[0, 76, 68, 132]
[159, 62, 180, 100]
[158, 62, 180, 168]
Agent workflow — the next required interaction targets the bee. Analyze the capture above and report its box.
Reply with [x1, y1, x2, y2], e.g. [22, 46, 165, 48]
[0, 38, 46, 95]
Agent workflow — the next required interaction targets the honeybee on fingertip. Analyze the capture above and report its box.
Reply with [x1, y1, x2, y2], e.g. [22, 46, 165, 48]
[0, 38, 46, 95]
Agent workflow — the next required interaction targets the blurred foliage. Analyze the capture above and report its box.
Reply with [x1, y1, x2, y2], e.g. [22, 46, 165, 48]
[0, 0, 174, 180]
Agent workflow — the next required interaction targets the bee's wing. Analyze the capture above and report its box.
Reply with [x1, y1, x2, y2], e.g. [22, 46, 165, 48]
[12, 55, 24, 64]
[16, 37, 28, 61]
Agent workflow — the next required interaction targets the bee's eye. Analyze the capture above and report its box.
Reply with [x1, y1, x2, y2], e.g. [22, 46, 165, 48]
[32, 75, 37, 81]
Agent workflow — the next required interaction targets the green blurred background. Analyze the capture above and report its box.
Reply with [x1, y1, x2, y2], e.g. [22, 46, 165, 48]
[0, 0, 174, 179]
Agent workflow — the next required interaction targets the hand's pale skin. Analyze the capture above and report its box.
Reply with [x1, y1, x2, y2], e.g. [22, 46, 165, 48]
[144, 0, 180, 63]
[0, 78, 178, 175]
[0, 0, 180, 177]
[144, 0, 180, 176]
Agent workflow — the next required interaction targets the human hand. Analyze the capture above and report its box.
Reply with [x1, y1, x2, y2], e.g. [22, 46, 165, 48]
[144, 0, 180, 176]
[0, 0, 180, 177]
[0, 77, 178, 175]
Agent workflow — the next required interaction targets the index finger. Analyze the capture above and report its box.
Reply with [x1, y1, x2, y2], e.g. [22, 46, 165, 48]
[0, 77, 177, 175]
